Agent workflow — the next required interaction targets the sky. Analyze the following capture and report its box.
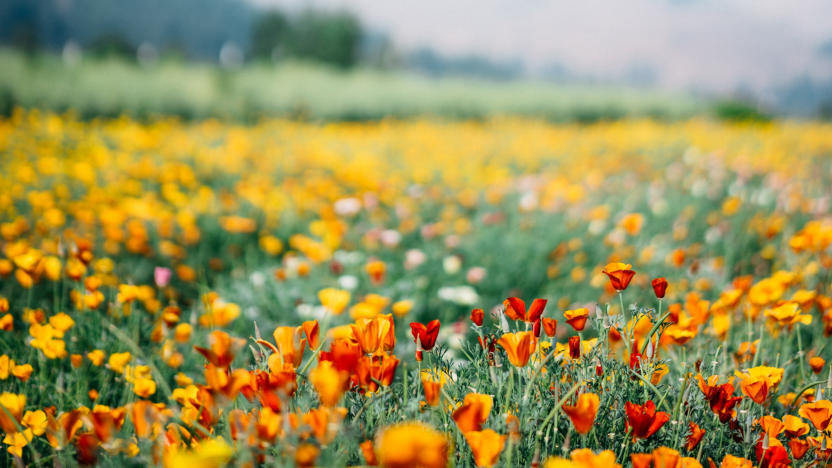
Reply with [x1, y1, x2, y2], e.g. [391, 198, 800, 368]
[251, 0, 832, 92]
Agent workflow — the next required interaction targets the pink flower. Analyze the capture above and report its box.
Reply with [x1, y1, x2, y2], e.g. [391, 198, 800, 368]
[154, 267, 172, 287]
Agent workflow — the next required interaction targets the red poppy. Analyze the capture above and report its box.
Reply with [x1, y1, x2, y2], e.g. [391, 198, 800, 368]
[625, 400, 670, 440]
[470, 308, 484, 326]
[504, 297, 547, 322]
[697, 375, 742, 423]
[410, 320, 441, 351]
[319, 338, 362, 373]
[651, 278, 668, 299]
[756, 443, 789, 468]
[629, 343, 645, 373]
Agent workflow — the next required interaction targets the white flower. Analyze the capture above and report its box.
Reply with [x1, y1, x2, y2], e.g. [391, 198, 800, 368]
[443, 255, 462, 274]
[380, 229, 402, 248]
[338, 275, 359, 290]
[437, 286, 479, 306]
[334, 197, 362, 217]
[404, 249, 426, 270]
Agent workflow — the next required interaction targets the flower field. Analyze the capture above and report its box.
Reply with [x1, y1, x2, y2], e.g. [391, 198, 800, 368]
[3, 110, 832, 467]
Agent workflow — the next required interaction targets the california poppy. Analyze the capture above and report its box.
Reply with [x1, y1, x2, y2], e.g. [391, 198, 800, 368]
[739, 376, 768, 404]
[788, 438, 809, 459]
[651, 447, 681, 468]
[497, 331, 535, 367]
[756, 444, 789, 468]
[697, 374, 742, 423]
[782, 414, 809, 437]
[651, 277, 668, 299]
[351, 315, 396, 355]
[568, 336, 581, 359]
[355, 354, 399, 393]
[503, 297, 547, 322]
[799, 400, 832, 431]
[319, 338, 362, 373]
[375, 421, 448, 468]
[686, 422, 706, 451]
[602, 263, 636, 291]
[547, 449, 621, 468]
[301, 320, 320, 349]
[310, 361, 348, 407]
[564, 308, 590, 331]
[625, 400, 670, 440]
[464, 429, 506, 467]
[411, 319, 441, 351]
[194, 330, 244, 368]
[471, 308, 484, 326]
[542, 318, 557, 337]
[561, 393, 600, 434]
[452, 393, 493, 433]
[810, 356, 825, 374]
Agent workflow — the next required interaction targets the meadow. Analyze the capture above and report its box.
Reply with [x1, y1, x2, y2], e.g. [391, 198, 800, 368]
[1, 110, 832, 467]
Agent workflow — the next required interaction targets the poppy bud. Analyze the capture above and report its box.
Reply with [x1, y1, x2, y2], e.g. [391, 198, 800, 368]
[568, 336, 581, 359]
[596, 364, 603, 376]
[533, 319, 541, 337]
[470, 308, 484, 326]
[651, 277, 668, 299]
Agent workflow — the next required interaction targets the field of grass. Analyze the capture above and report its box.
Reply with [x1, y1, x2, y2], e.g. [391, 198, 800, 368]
[0, 49, 706, 122]
[1, 111, 832, 466]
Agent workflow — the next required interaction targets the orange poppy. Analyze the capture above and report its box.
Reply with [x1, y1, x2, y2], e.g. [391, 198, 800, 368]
[421, 371, 446, 407]
[788, 438, 809, 459]
[301, 320, 320, 349]
[602, 263, 636, 291]
[194, 330, 244, 368]
[375, 422, 448, 468]
[564, 308, 590, 331]
[452, 393, 493, 433]
[464, 429, 506, 467]
[351, 315, 396, 355]
[355, 354, 399, 393]
[542, 318, 557, 337]
[561, 393, 600, 434]
[686, 422, 706, 451]
[739, 376, 768, 404]
[782, 414, 809, 437]
[799, 400, 832, 431]
[269, 326, 308, 368]
[496, 331, 535, 367]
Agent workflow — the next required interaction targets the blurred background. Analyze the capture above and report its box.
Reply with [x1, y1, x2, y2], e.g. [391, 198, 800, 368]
[1, 0, 831, 121]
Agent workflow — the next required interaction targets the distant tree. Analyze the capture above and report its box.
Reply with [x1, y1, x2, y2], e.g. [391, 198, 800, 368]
[88, 33, 135, 59]
[284, 9, 362, 68]
[250, 10, 289, 61]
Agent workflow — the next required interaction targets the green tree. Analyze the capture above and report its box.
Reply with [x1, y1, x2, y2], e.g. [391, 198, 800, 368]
[250, 10, 289, 61]
[284, 9, 362, 68]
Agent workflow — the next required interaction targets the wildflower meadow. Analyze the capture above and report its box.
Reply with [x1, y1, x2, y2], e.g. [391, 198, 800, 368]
[2, 110, 832, 468]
